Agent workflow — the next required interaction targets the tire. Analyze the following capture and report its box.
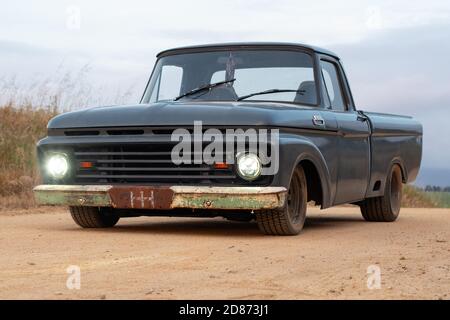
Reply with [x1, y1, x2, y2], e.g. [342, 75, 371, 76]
[359, 165, 403, 222]
[255, 166, 307, 235]
[69, 206, 120, 228]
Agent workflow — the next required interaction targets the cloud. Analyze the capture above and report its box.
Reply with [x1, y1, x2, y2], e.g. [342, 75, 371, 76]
[331, 24, 450, 114]
[329, 23, 450, 171]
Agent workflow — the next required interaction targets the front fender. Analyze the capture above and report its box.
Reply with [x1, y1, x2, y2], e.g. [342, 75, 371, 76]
[270, 133, 334, 208]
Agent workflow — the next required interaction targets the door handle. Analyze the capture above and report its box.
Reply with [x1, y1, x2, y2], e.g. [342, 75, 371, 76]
[357, 115, 367, 122]
[312, 115, 325, 126]
[356, 111, 368, 122]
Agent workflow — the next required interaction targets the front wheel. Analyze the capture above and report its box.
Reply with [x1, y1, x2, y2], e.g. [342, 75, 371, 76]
[359, 165, 403, 222]
[69, 206, 120, 228]
[255, 166, 307, 235]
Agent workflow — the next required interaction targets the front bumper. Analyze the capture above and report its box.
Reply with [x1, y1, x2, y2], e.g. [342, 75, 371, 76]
[33, 185, 287, 210]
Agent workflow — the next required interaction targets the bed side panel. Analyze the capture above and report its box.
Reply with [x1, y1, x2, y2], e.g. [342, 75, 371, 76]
[364, 112, 422, 198]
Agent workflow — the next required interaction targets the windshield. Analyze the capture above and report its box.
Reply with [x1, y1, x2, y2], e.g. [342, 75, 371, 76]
[142, 50, 317, 105]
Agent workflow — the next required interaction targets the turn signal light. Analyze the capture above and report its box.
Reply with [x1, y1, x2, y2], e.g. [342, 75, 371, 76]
[214, 162, 229, 169]
[80, 161, 93, 169]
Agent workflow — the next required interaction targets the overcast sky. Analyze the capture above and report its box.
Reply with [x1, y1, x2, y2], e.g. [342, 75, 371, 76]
[1, 0, 449, 184]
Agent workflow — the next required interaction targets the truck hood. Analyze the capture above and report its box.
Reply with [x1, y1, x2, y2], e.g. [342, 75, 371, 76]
[48, 101, 318, 129]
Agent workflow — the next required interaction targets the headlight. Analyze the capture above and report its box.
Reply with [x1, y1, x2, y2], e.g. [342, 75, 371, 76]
[46, 154, 69, 179]
[236, 153, 262, 181]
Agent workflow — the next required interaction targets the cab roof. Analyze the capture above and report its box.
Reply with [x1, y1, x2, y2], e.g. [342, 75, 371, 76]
[157, 42, 340, 60]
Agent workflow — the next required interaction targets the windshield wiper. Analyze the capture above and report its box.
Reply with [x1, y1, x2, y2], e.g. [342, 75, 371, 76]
[174, 79, 236, 101]
[237, 89, 305, 101]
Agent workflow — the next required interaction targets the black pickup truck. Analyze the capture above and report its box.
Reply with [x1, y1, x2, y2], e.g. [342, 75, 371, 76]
[34, 43, 422, 235]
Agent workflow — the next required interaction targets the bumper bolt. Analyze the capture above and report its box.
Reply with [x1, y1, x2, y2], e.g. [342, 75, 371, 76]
[204, 200, 212, 208]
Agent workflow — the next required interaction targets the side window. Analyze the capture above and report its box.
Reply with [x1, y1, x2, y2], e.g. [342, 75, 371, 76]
[158, 65, 183, 101]
[320, 61, 346, 111]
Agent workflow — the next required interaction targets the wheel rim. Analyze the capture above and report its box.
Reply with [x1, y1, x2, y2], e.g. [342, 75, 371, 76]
[287, 170, 303, 224]
[390, 168, 402, 214]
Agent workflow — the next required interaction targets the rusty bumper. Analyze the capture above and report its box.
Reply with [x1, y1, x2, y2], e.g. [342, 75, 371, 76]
[33, 185, 287, 210]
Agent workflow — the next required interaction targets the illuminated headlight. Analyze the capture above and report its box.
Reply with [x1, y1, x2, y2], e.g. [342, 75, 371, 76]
[46, 154, 69, 179]
[236, 153, 262, 181]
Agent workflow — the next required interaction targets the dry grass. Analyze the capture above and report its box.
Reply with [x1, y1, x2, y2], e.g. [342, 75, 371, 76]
[0, 66, 140, 210]
[0, 104, 57, 209]
[402, 185, 437, 208]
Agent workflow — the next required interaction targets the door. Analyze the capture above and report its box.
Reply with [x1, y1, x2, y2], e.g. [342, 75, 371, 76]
[320, 58, 371, 204]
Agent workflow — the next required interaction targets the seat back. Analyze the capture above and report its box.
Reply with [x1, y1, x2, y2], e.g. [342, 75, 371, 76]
[294, 81, 316, 105]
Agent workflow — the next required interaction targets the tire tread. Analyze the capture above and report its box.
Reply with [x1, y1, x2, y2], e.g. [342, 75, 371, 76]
[359, 165, 402, 222]
[255, 166, 307, 235]
[69, 206, 119, 228]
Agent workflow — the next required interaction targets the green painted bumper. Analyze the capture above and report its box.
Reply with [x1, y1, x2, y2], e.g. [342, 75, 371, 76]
[33, 185, 287, 210]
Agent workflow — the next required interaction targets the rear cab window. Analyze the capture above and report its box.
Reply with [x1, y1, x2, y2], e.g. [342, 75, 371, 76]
[320, 60, 346, 111]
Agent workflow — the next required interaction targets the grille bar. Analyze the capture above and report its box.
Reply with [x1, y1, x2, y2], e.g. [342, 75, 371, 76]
[76, 174, 237, 179]
[93, 167, 215, 172]
[75, 151, 175, 156]
[95, 159, 177, 164]
[75, 151, 230, 156]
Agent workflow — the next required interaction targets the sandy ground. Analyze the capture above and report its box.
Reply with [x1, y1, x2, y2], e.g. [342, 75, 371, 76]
[0, 207, 449, 300]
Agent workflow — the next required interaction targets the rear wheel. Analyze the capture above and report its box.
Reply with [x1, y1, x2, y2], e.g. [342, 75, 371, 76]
[255, 166, 307, 235]
[69, 206, 120, 228]
[359, 165, 403, 222]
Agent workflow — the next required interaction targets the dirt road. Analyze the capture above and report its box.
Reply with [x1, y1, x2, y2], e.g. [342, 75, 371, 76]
[0, 207, 448, 299]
